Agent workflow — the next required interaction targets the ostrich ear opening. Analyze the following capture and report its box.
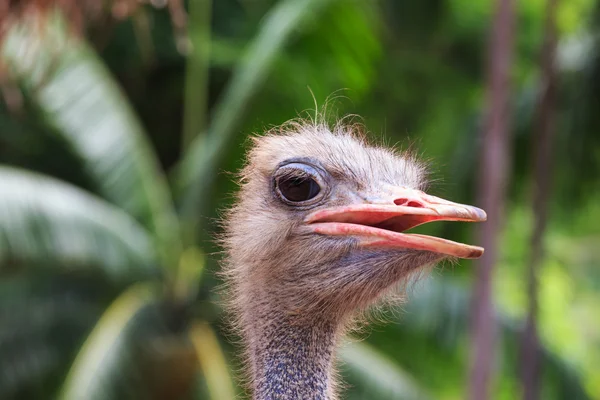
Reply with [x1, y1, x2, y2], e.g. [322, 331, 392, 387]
[305, 188, 486, 259]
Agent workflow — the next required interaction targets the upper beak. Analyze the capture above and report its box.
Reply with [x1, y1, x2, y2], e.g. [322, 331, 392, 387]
[304, 187, 487, 259]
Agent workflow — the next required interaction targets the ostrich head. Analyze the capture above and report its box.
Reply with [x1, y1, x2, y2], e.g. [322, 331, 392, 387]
[222, 119, 485, 400]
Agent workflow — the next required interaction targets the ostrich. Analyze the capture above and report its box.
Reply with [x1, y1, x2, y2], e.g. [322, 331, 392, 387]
[222, 119, 486, 400]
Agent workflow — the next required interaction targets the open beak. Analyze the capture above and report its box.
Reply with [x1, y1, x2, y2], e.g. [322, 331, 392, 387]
[305, 188, 487, 259]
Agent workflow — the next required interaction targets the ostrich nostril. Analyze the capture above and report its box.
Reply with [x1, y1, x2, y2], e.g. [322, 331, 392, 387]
[394, 198, 425, 208]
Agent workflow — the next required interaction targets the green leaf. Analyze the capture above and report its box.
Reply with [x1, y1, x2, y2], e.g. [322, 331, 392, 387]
[60, 283, 198, 400]
[182, 0, 212, 149]
[59, 283, 155, 400]
[340, 341, 431, 400]
[0, 279, 102, 398]
[0, 167, 156, 279]
[58, 283, 153, 400]
[368, 276, 591, 399]
[0, 10, 182, 270]
[189, 321, 236, 400]
[175, 0, 340, 227]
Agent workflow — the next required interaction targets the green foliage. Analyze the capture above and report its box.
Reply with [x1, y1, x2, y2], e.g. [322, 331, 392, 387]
[0, 274, 105, 399]
[340, 342, 431, 400]
[1, 11, 182, 271]
[60, 284, 162, 400]
[0, 167, 156, 278]
[0, 0, 599, 399]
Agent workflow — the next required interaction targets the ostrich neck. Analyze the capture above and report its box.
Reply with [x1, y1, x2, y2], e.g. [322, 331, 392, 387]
[247, 308, 338, 400]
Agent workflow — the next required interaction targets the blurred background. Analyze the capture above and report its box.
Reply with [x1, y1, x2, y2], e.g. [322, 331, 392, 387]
[0, 0, 598, 399]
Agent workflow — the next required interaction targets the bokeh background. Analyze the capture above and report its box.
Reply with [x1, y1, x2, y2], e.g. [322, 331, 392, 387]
[0, 0, 599, 399]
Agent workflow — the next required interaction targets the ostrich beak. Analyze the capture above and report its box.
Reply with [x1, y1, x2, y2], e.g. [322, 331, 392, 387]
[305, 188, 487, 259]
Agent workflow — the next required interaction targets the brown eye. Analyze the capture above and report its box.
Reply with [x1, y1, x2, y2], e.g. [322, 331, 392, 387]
[277, 176, 321, 202]
[273, 162, 328, 206]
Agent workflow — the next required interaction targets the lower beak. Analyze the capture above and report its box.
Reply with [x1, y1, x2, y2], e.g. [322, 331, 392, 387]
[304, 188, 486, 259]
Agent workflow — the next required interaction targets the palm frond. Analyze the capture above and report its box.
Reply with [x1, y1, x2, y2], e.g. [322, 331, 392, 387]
[189, 321, 237, 400]
[0, 270, 122, 398]
[0, 294, 99, 398]
[340, 341, 431, 400]
[0, 167, 156, 278]
[58, 283, 191, 400]
[0, 9, 182, 270]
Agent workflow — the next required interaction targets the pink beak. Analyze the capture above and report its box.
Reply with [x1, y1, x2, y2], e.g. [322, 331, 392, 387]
[305, 188, 487, 259]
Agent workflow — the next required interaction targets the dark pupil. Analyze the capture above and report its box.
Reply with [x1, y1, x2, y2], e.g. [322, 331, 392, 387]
[278, 176, 320, 202]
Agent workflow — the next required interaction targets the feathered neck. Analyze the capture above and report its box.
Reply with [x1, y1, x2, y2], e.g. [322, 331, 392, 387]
[244, 303, 339, 400]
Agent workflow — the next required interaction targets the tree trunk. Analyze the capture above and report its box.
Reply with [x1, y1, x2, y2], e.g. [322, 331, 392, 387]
[468, 0, 515, 399]
[521, 0, 559, 398]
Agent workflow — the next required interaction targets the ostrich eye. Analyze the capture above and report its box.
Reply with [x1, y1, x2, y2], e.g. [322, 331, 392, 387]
[277, 176, 320, 202]
[273, 162, 328, 206]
